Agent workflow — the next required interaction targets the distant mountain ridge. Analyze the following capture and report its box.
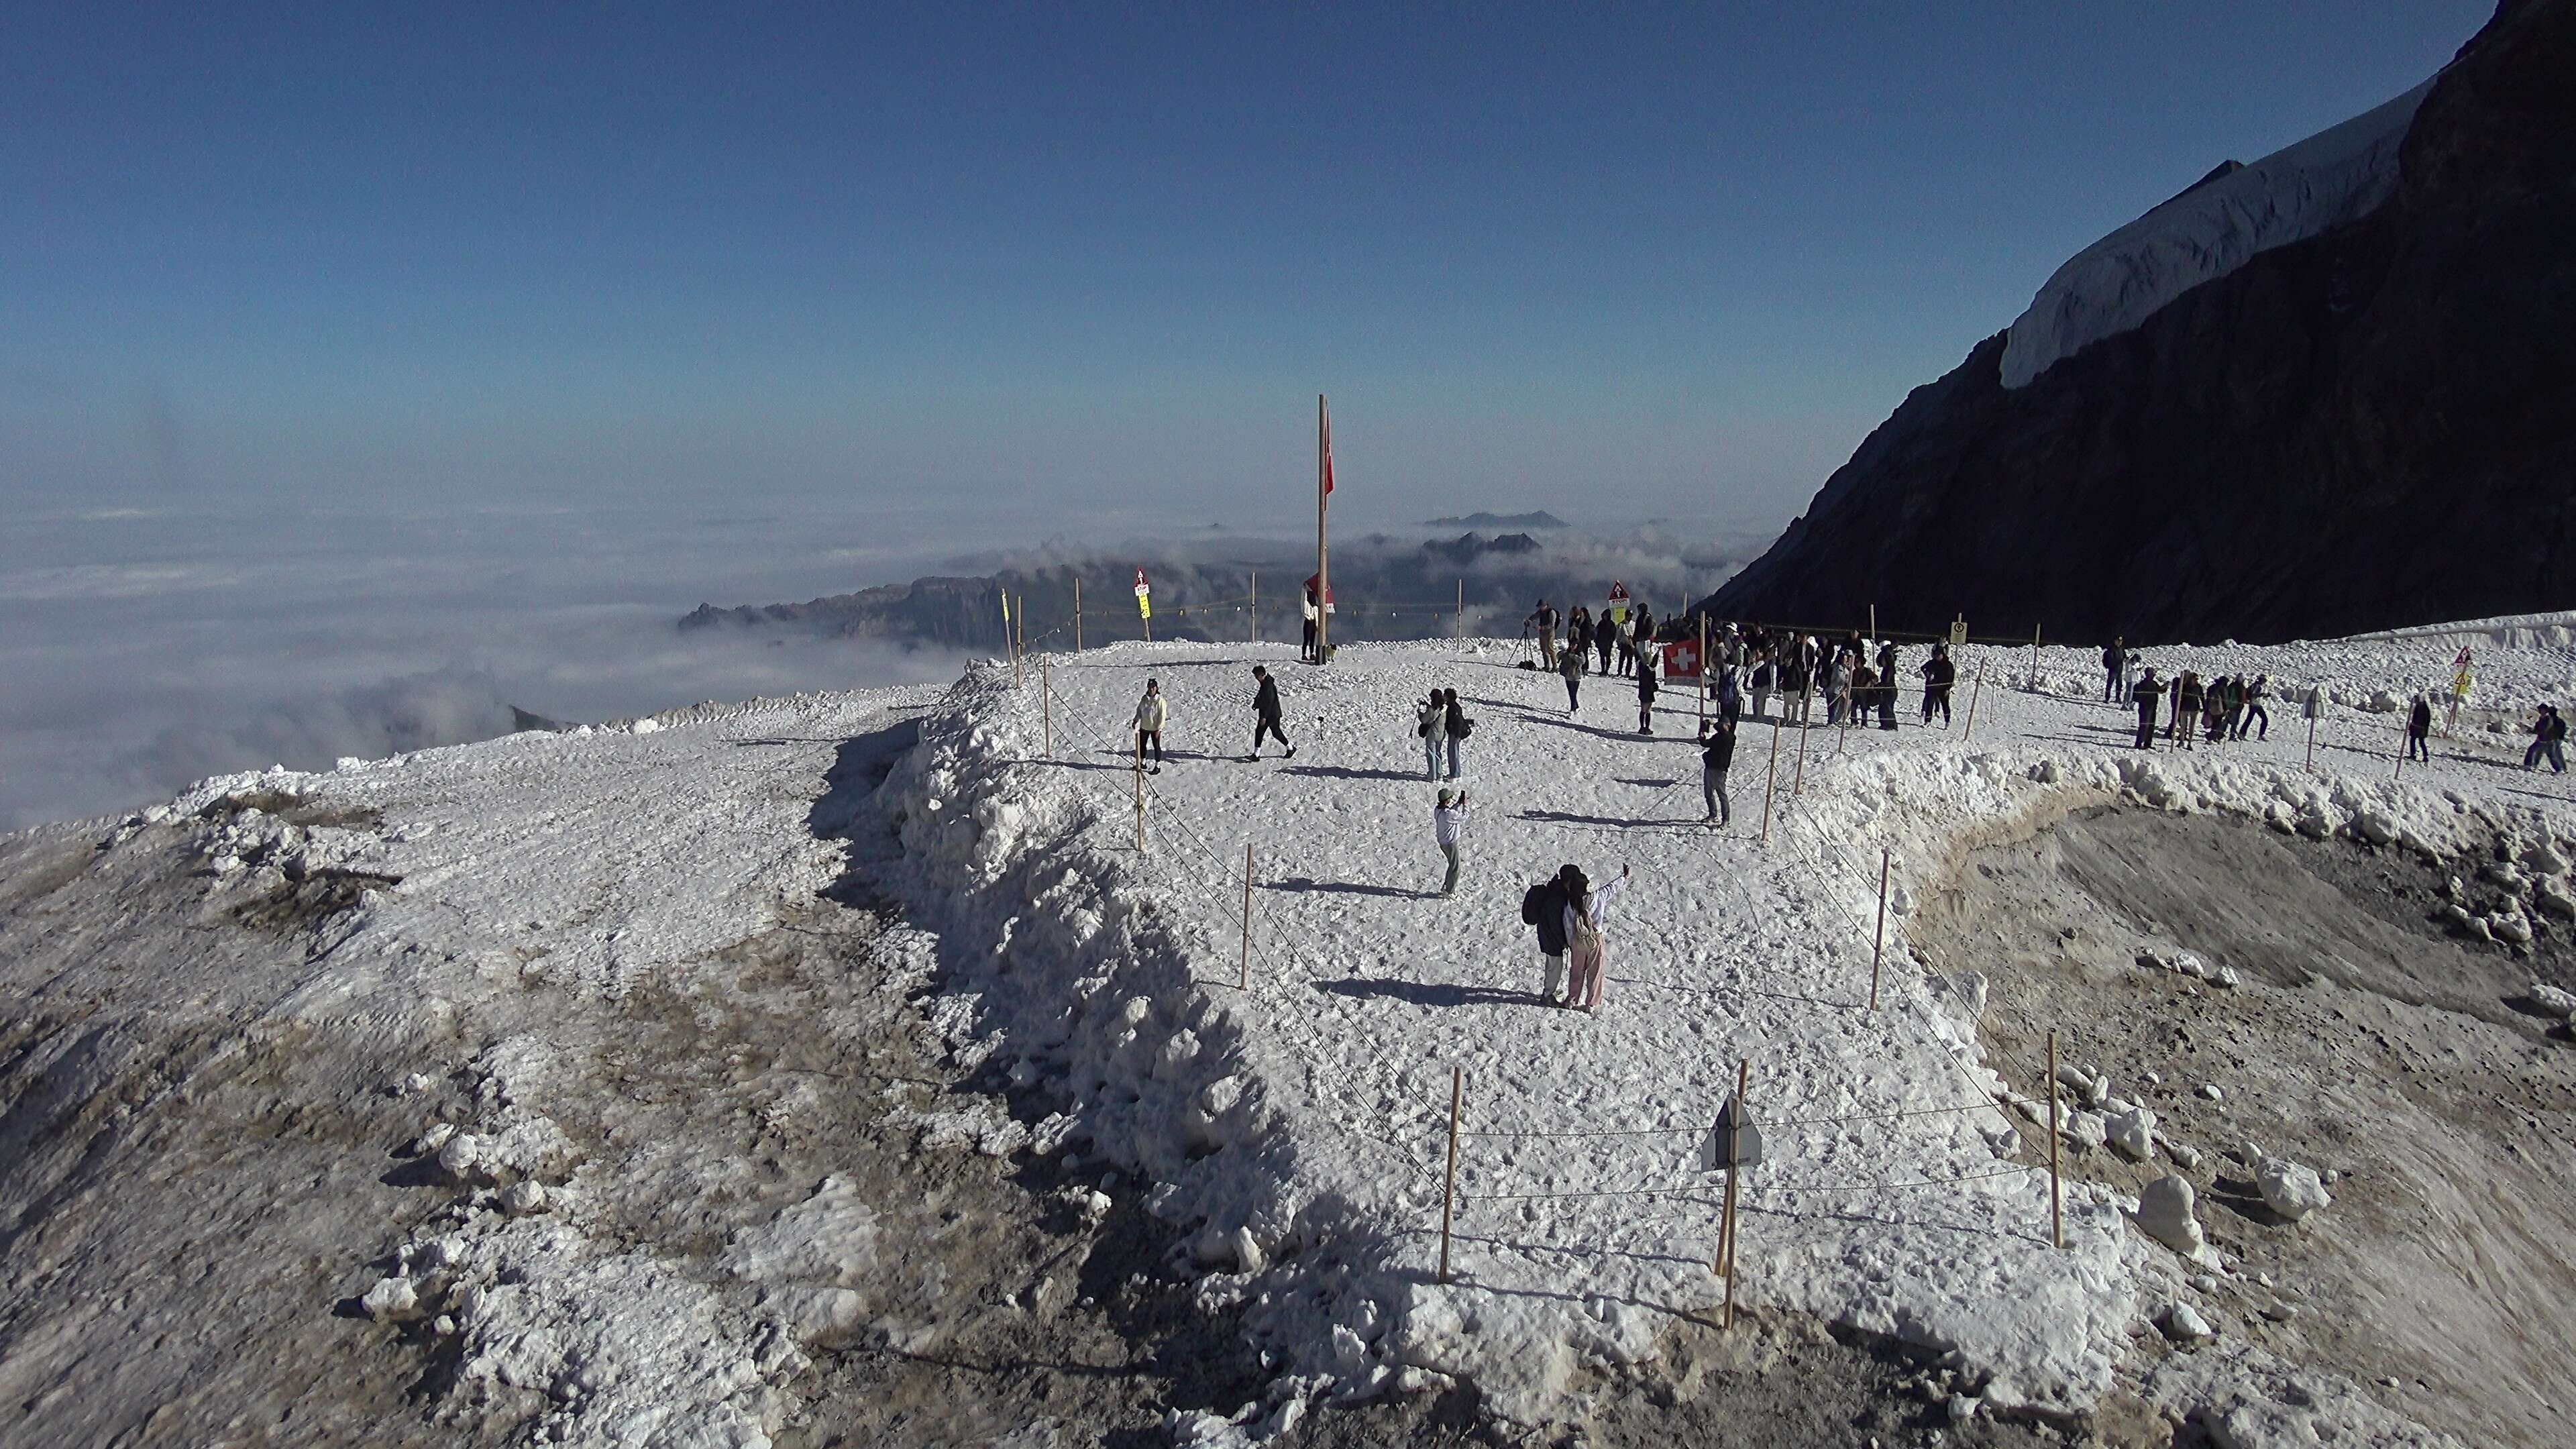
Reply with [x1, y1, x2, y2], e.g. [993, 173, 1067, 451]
[1418, 511, 1566, 530]
[1706, 0, 2576, 645]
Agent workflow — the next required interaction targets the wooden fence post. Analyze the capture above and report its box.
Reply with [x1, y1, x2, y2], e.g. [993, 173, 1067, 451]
[1964, 659, 1987, 742]
[1134, 739, 1146, 852]
[1041, 654, 1053, 755]
[1792, 682, 1813, 796]
[2028, 623, 2041, 694]
[1457, 579, 1464, 640]
[1760, 713, 1784, 845]
[2306, 711, 2317, 771]
[2394, 713, 2408, 781]
[1438, 1066, 1464, 1285]
[1868, 847, 1890, 1010]
[1721, 1057, 1749, 1328]
[1238, 845, 1254, 989]
[1074, 578, 1083, 653]
[1249, 570, 1256, 646]
[2046, 1030, 2065, 1250]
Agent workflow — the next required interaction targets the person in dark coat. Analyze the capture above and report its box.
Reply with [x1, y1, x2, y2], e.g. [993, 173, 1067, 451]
[1558, 640, 1585, 713]
[2133, 668, 2163, 749]
[2102, 638, 2127, 702]
[1699, 717, 1736, 825]
[1523, 867, 1574, 1004]
[2407, 694, 2433, 762]
[1567, 608, 1595, 674]
[1875, 641, 1901, 729]
[1636, 657, 1660, 735]
[1919, 644, 1956, 726]
[1596, 608, 1618, 674]
[1249, 665, 1295, 760]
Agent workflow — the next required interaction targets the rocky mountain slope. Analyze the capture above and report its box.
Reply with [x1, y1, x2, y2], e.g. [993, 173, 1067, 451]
[1707, 0, 2575, 646]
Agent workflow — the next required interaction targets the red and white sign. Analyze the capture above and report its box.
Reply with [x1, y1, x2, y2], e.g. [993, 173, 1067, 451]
[1303, 573, 1336, 612]
[1660, 638, 1703, 680]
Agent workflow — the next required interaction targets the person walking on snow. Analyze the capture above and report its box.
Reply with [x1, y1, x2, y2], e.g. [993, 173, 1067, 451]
[2237, 675, 2271, 740]
[1416, 693, 1448, 780]
[1525, 600, 1560, 669]
[1432, 789, 1469, 898]
[1443, 689, 1471, 780]
[1567, 608, 1594, 675]
[1133, 679, 1168, 773]
[1558, 640, 1586, 714]
[2132, 667, 2163, 749]
[2407, 694, 2433, 762]
[1919, 643, 1956, 727]
[2102, 637, 2127, 702]
[1561, 862, 1633, 1014]
[1248, 665, 1295, 760]
[1521, 867, 1574, 1005]
[1700, 717, 1736, 826]
[1636, 657, 1660, 735]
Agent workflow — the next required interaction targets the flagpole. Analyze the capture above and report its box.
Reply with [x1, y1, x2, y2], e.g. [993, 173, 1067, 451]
[1316, 393, 1331, 665]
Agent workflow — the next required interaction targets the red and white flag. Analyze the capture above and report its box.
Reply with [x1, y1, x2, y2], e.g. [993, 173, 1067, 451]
[1320, 396, 1335, 501]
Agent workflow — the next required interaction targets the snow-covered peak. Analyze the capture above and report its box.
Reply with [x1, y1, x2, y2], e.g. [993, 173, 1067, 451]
[1999, 79, 2432, 389]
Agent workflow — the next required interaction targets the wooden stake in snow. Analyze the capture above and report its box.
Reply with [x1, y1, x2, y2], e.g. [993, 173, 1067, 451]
[1964, 659, 1988, 742]
[1238, 844, 1254, 990]
[2046, 1030, 2065, 1250]
[1868, 847, 1891, 1010]
[1760, 711, 1783, 845]
[2306, 711, 2317, 771]
[2028, 623, 2042, 694]
[1721, 1058, 1749, 1328]
[1041, 654, 1053, 755]
[1793, 681, 1813, 796]
[1697, 613, 1709, 732]
[1134, 738, 1146, 852]
[1438, 1066, 1464, 1285]
[1457, 578, 1464, 640]
[1074, 577, 1083, 653]
[2394, 712, 2408, 781]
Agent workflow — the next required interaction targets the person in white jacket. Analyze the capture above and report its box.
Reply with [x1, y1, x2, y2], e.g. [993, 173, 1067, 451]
[1560, 861, 1631, 1013]
[1432, 789, 1468, 897]
[1134, 680, 1167, 773]
[1416, 694, 1448, 781]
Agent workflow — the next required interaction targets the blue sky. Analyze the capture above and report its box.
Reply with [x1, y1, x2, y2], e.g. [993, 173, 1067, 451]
[2, 1, 2492, 531]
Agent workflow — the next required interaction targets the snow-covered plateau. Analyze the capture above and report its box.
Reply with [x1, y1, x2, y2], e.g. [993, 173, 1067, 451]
[6, 623, 2575, 1446]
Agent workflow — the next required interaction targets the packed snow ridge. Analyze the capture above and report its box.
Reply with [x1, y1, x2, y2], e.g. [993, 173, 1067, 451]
[1999, 78, 2431, 388]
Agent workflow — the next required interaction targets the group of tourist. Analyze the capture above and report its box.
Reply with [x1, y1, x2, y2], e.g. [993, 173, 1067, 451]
[2123, 665, 2272, 750]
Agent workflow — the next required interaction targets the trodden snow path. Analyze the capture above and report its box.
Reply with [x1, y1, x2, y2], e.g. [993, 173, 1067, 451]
[874, 632, 2576, 1428]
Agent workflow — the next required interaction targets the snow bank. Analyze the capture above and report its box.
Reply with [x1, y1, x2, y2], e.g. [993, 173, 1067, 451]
[2000, 80, 2430, 388]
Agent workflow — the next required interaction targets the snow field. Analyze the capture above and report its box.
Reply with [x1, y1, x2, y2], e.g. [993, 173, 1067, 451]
[877, 625, 2576, 1431]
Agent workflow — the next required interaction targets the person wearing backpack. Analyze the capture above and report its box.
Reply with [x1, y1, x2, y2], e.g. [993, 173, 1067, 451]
[1442, 689, 1471, 780]
[1561, 862, 1632, 1014]
[1521, 868, 1574, 1005]
[1133, 679, 1168, 773]
[1416, 693, 1448, 781]
[1699, 717, 1735, 826]
[1635, 657, 1660, 734]
[1558, 640, 1585, 714]
[2407, 693, 2433, 762]
[1432, 788, 1470, 898]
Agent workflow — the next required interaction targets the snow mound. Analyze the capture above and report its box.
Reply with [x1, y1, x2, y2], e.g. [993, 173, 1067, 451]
[2000, 80, 2430, 388]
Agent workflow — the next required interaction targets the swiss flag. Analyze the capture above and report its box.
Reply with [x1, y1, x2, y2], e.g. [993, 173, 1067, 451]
[1661, 638, 1703, 680]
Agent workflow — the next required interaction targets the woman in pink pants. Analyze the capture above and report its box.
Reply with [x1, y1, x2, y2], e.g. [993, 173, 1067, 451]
[1560, 862, 1631, 1013]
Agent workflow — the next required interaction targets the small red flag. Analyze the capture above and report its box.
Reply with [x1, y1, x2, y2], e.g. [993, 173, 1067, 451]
[1321, 396, 1335, 499]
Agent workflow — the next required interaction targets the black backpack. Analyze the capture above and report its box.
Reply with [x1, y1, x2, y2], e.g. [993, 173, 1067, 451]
[1454, 714, 1474, 739]
[1520, 881, 1553, 926]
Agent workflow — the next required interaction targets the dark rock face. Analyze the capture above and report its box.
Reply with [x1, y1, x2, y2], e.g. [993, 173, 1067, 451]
[1709, 0, 2576, 646]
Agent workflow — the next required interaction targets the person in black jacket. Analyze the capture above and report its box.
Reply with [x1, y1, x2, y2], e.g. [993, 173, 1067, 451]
[1919, 644, 1957, 726]
[1522, 867, 1575, 1004]
[1442, 688, 1469, 780]
[1248, 665, 1295, 760]
[2132, 668, 2162, 749]
[1567, 608, 1594, 675]
[2102, 638, 2127, 702]
[1636, 657, 1660, 735]
[1700, 716, 1736, 825]
[1875, 641, 1901, 729]
[2407, 694, 2433, 761]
